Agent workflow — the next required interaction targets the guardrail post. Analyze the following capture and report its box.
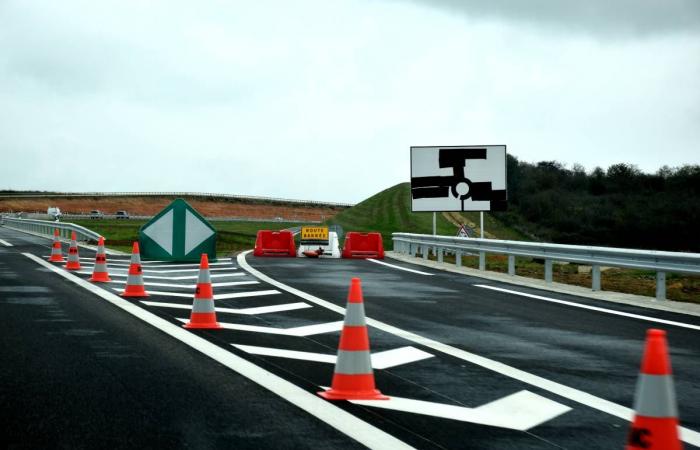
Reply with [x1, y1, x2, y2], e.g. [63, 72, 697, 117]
[437, 247, 443, 263]
[479, 251, 485, 271]
[456, 250, 462, 268]
[592, 265, 601, 291]
[422, 246, 428, 260]
[656, 272, 666, 300]
[411, 243, 416, 257]
[545, 259, 553, 283]
[508, 255, 515, 276]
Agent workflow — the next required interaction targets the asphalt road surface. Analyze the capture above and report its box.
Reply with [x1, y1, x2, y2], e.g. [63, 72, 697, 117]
[1, 226, 698, 449]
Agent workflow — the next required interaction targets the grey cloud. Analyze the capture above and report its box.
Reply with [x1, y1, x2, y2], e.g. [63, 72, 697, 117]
[400, 0, 700, 37]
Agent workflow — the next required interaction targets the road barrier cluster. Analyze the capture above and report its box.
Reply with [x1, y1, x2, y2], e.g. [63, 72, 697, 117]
[392, 233, 700, 300]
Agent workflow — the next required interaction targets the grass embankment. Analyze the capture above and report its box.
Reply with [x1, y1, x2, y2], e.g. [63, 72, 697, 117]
[71, 219, 296, 256]
[326, 183, 526, 246]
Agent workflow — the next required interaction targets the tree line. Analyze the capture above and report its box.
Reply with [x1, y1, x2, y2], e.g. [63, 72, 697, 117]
[495, 156, 700, 252]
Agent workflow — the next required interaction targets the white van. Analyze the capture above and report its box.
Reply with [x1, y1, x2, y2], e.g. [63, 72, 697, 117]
[47, 207, 62, 221]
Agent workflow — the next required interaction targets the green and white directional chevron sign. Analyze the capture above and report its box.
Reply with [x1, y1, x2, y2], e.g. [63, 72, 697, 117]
[138, 199, 217, 262]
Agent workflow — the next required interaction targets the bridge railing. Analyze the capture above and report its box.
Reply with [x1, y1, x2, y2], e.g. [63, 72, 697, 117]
[0, 217, 102, 243]
[392, 233, 700, 300]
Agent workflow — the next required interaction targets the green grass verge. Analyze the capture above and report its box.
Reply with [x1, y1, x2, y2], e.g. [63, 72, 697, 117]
[70, 219, 296, 256]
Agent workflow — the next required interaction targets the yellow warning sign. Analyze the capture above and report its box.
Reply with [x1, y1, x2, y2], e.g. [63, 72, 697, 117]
[301, 226, 329, 243]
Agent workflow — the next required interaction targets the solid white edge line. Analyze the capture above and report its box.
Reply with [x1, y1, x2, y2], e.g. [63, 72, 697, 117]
[237, 250, 700, 447]
[475, 284, 700, 332]
[366, 258, 433, 275]
[0, 238, 13, 247]
[22, 252, 415, 450]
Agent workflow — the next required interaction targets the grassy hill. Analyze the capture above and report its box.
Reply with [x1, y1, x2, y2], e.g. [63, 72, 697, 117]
[327, 183, 527, 249]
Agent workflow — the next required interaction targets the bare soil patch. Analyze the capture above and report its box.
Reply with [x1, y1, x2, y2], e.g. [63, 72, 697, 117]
[0, 196, 344, 221]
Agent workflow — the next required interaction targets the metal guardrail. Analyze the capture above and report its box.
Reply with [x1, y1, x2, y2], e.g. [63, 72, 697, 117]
[0, 217, 102, 243]
[0, 191, 354, 208]
[392, 233, 700, 300]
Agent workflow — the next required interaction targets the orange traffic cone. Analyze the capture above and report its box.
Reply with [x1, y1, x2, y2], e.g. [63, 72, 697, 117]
[89, 236, 111, 282]
[48, 228, 64, 262]
[319, 277, 388, 401]
[120, 242, 148, 297]
[183, 254, 221, 329]
[626, 329, 682, 450]
[64, 231, 81, 270]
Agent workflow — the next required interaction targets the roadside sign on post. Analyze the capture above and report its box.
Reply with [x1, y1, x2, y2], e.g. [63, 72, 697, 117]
[410, 145, 507, 212]
[457, 225, 470, 238]
[300, 226, 329, 245]
[139, 199, 217, 262]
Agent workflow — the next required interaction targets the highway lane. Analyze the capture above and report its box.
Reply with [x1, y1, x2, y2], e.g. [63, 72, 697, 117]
[0, 228, 366, 450]
[2, 224, 699, 449]
[244, 254, 700, 448]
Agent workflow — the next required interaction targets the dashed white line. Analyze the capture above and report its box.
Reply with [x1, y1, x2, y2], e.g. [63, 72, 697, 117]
[475, 284, 700, 332]
[23, 252, 414, 450]
[0, 239, 13, 247]
[366, 258, 433, 275]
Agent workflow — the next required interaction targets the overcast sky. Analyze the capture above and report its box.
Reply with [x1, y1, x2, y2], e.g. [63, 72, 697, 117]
[1, 0, 698, 203]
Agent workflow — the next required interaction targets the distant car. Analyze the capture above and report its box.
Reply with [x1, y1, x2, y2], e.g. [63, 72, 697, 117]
[47, 207, 62, 221]
[90, 210, 104, 219]
[115, 210, 130, 219]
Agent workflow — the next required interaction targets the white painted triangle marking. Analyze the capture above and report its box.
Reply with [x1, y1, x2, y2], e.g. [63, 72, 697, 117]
[143, 209, 174, 255]
[233, 345, 433, 369]
[178, 319, 344, 336]
[185, 209, 214, 254]
[342, 390, 571, 431]
[142, 301, 311, 315]
[114, 288, 280, 299]
[109, 280, 259, 289]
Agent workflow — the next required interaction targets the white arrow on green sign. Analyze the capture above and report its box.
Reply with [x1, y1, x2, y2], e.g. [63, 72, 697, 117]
[139, 199, 217, 262]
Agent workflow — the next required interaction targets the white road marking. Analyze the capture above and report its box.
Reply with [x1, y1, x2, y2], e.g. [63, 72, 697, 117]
[23, 252, 413, 450]
[237, 251, 700, 447]
[476, 284, 700, 332]
[113, 288, 280, 300]
[346, 390, 571, 431]
[142, 301, 311, 315]
[77, 271, 244, 280]
[366, 258, 433, 275]
[95, 262, 234, 269]
[233, 345, 434, 369]
[109, 280, 258, 289]
[0, 239, 13, 247]
[77, 257, 232, 264]
[79, 265, 236, 274]
[178, 319, 344, 336]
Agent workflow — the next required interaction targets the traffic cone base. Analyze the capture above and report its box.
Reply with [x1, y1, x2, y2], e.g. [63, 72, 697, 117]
[182, 312, 221, 329]
[121, 285, 148, 297]
[319, 374, 388, 400]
